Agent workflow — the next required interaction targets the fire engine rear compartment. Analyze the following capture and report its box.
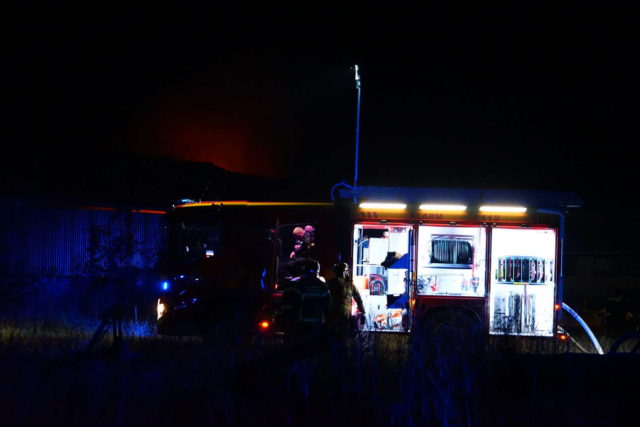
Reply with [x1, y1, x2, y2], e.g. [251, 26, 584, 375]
[350, 217, 559, 337]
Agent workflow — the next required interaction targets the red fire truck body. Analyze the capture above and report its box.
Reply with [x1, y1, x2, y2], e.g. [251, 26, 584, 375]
[157, 187, 582, 341]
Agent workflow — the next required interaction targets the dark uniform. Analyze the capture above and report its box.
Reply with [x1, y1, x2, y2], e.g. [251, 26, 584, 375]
[281, 261, 331, 343]
[328, 263, 365, 338]
[294, 231, 313, 259]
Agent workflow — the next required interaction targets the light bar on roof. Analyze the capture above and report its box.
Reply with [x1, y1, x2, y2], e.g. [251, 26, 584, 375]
[479, 206, 527, 213]
[419, 204, 467, 211]
[359, 202, 407, 210]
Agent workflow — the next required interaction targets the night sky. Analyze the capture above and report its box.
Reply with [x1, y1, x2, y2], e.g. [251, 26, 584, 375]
[4, 4, 638, 215]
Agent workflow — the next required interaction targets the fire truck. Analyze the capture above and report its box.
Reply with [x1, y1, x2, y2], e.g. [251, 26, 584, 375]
[157, 187, 583, 344]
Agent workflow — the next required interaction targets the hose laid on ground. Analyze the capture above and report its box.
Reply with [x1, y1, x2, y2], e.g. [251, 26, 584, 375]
[558, 326, 591, 354]
[562, 302, 604, 355]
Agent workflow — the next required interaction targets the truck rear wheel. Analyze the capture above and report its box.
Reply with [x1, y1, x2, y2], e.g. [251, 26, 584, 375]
[419, 308, 484, 359]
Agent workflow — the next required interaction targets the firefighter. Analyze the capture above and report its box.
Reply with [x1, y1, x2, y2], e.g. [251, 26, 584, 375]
[289, 226, 314, 259]
[281, 259, 331, 343]
[328, 262, 366, 339]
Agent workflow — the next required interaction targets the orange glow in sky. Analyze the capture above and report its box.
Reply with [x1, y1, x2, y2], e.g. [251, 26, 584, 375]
[125, 59, 297, 179]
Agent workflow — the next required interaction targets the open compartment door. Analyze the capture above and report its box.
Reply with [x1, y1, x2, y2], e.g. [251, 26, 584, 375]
[352, 224, 413, 332]
[489, 227, 557, 336]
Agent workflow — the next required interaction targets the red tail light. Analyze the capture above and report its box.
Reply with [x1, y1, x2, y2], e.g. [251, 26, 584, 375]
[559, 334, 567, 341]
[259, 321, 270, 329]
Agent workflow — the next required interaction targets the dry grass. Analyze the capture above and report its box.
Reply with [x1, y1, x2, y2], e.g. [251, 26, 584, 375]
[0, 279, 637, 426]
[1, 317, 638, 426]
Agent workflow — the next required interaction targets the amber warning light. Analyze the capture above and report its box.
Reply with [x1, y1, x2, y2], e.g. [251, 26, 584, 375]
[259, 321, 270, 329]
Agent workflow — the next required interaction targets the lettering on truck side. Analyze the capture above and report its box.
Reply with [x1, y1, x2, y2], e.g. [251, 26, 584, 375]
[409, 213, 444, 220]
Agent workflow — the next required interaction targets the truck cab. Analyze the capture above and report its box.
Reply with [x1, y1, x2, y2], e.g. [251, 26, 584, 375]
[157, 201, 337, 339]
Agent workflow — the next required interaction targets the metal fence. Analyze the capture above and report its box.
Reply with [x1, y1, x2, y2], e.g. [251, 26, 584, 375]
[0, 199, 165, 277]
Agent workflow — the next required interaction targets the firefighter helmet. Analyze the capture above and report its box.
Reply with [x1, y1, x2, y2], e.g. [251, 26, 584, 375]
[333, 262, 349, 279]
[301, 259, 320, 276]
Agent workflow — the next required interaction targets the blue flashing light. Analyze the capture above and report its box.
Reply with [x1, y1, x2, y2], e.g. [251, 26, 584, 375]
[162, 281, 169, 290]
[261, 268, 267, 290]
[179, 275, 185, 279]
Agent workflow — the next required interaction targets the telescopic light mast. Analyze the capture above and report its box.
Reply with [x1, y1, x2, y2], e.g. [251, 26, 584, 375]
[354, 65, 361, 189]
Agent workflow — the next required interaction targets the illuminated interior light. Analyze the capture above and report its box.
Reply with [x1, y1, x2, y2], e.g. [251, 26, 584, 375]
[359, 203, 407, 210]
[419, 204, 467, 211]
[260, 321, 270, 329]
[479, 206, 527, 213]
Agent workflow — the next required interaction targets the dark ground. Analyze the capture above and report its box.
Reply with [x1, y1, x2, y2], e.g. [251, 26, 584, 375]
[1, 324, 638, 427]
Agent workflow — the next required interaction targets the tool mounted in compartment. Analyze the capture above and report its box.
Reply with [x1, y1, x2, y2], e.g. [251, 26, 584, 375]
[427, 235, 475, 269]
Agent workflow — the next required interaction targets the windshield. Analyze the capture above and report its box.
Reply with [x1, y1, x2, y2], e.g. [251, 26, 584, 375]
[168, 223, 222, 265]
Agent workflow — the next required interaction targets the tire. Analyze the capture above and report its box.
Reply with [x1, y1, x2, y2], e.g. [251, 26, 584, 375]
[420, 308, 484, 359]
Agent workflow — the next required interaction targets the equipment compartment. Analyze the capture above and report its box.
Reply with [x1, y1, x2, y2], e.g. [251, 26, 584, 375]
[417, 226, 487, 297]
[489, 228, 557, 337]
[352, 224, 412, 332]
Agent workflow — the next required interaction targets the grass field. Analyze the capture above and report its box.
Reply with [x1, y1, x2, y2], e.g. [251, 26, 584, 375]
[1, 313, 638, 427]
